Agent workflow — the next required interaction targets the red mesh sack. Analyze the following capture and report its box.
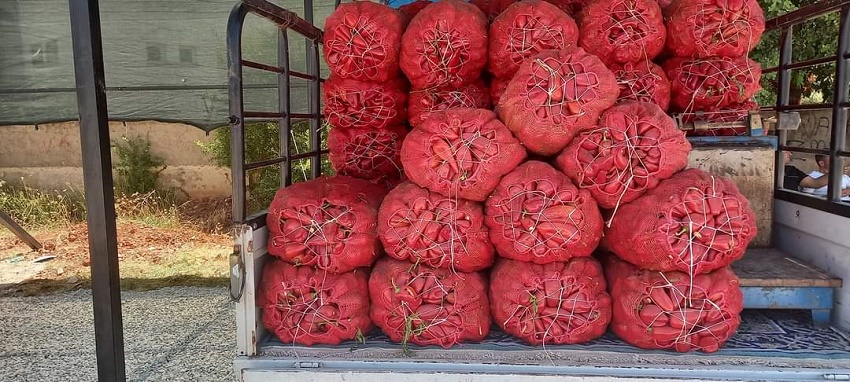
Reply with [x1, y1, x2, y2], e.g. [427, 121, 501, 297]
[490, 257, 611, 345]
[683, 101, 759, 137]
[496, 47, 618, 156]
[401, 108, 527, 201]
[665, 0, 765, 58]
[664, 56, 761, 112]
[408, 80, 491, 128]
[323, 1, 405, 82]
[399, 0, 432, 25]
[258, 259, 372, 346]
[490, 76, 510, 105]
[266, 176, 386, 274]
[485, 161, 603, 263]
[610, 61, 671, 111]
[605, 255, 742, 353]
[473, 0, 588, 19]
[578, 0, 665, 65]
[369, 258, 491, 348]
[603, 168, 758, 274]
[470, 0, 518, 22]
[546, 0, 589, 15]
[323, 75, 408, 130]
[400, 0, 488, 89]
[555, 101, 691, 210]
[488, 1, 579, 79]
[328, 125, 407, 183]
[378, 182, 494, 272]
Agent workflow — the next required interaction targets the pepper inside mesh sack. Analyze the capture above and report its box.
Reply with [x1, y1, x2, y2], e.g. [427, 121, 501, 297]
[602, 168, 757, 274]
[323, 75, 409, 130]
[400, 0, 488, 89]
[369, 257, 491, 349]
[496, 47, 618, 156]
[610, 61, 671, 111]
[555, 101, 691, 210]
[490, 257, 611, 345]
[490, 76, 510, 106]
[683, 101, 759, 137]
[485, 161, 603, 263]
[488, 0, 579, 79]
[401, 108, 527, 202]
[605, 254, 743, 353]
[266, 176, 386, 274]
[408, 80, 491, 128]
[328, 125, 408, 183]
[378, 182, 494, 272]
[578, 0, 665, 65]
[664, 56, 762, 112]
[665, 0, 765, 58]
[323, 1, 405, 82]
[258, 259, 372, 346]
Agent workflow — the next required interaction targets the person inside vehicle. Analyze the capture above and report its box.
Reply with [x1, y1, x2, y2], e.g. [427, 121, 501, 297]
[799, 154, 850, 201]
[782, 151, 807, 191]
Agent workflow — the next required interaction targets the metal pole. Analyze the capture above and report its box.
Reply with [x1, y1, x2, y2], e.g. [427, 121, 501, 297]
[279, 29, 293, 187]
[68, 0, 126, 381]
[828, 6, 850, 202]
[0, 210, 42, 250]
[775, 26, 793, 191]
[303, 0, 322, 179]
[228, 4, 248, 223]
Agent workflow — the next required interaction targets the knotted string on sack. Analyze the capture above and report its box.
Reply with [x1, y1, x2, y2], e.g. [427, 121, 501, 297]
[485, 161, 604, 263]
[369, 258, 491, 349]
[266, 176, 386, 274]
[602, 169, 758, 275]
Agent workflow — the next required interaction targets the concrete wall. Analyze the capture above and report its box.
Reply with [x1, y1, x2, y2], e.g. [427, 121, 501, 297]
[785, 108, 850, 172]
[688, 146, 775, 248]
[774, 200, 850, 331]
[0, 121, 230, 199]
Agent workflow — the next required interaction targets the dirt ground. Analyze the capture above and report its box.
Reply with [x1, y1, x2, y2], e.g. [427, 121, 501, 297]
[0, 198, 232, 296]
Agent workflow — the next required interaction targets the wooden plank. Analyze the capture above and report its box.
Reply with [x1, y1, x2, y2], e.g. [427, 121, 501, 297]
[0, 210, 42, 251]
[733, 248, 842, 287]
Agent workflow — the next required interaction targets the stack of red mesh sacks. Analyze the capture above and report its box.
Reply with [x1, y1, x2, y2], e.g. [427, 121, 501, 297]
[486, 0, 580, 105]
[600, 166, 758, 352]
[372, 107, 527, 348]
[322, 1, 409, 189]
[486, 160, 614, 346]
[259, 176, 386, 346]
[401, 0, 493, 131]
[577, 0, 671, 113]
[662, 0, 766, 136]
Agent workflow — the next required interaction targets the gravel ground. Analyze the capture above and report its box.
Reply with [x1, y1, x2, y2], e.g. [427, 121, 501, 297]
[0, 287, 235, 382]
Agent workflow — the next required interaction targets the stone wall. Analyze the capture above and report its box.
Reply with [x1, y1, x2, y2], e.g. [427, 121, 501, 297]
[0, 121, 230, 199]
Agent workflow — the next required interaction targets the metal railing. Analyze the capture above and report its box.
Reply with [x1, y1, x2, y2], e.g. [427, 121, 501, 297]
[227, 0, 333, 227]
[770, 0, 850, 217]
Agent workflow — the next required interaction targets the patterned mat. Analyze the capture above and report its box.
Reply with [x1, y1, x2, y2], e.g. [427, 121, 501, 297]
[266, 309, 850, 359]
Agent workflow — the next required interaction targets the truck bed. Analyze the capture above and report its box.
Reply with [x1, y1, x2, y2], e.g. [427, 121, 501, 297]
[234, 226, 850, 380]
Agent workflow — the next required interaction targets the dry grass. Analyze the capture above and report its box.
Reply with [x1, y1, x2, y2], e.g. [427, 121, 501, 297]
[0, 184, 233, 295]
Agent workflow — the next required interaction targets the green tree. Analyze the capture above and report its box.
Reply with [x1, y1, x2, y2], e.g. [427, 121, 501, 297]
[752, 0, 839, 106]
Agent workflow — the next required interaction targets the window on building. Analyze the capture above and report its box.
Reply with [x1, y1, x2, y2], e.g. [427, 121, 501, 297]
[179, 47, 194, 64]
[31, 39, 59, 66]
[147, 45, 163, 62]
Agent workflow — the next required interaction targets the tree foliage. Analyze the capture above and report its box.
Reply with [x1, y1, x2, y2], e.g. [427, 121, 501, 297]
[751, 0, 839, 106]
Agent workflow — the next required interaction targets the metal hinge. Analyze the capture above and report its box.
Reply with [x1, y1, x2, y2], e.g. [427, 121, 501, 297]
[229, 225, 248, 302]
[824, 374, 850, 381]
[295, 362, 320, 369]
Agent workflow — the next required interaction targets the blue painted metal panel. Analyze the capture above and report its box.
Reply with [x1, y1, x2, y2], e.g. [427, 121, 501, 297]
[741, 286, 833, 309]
